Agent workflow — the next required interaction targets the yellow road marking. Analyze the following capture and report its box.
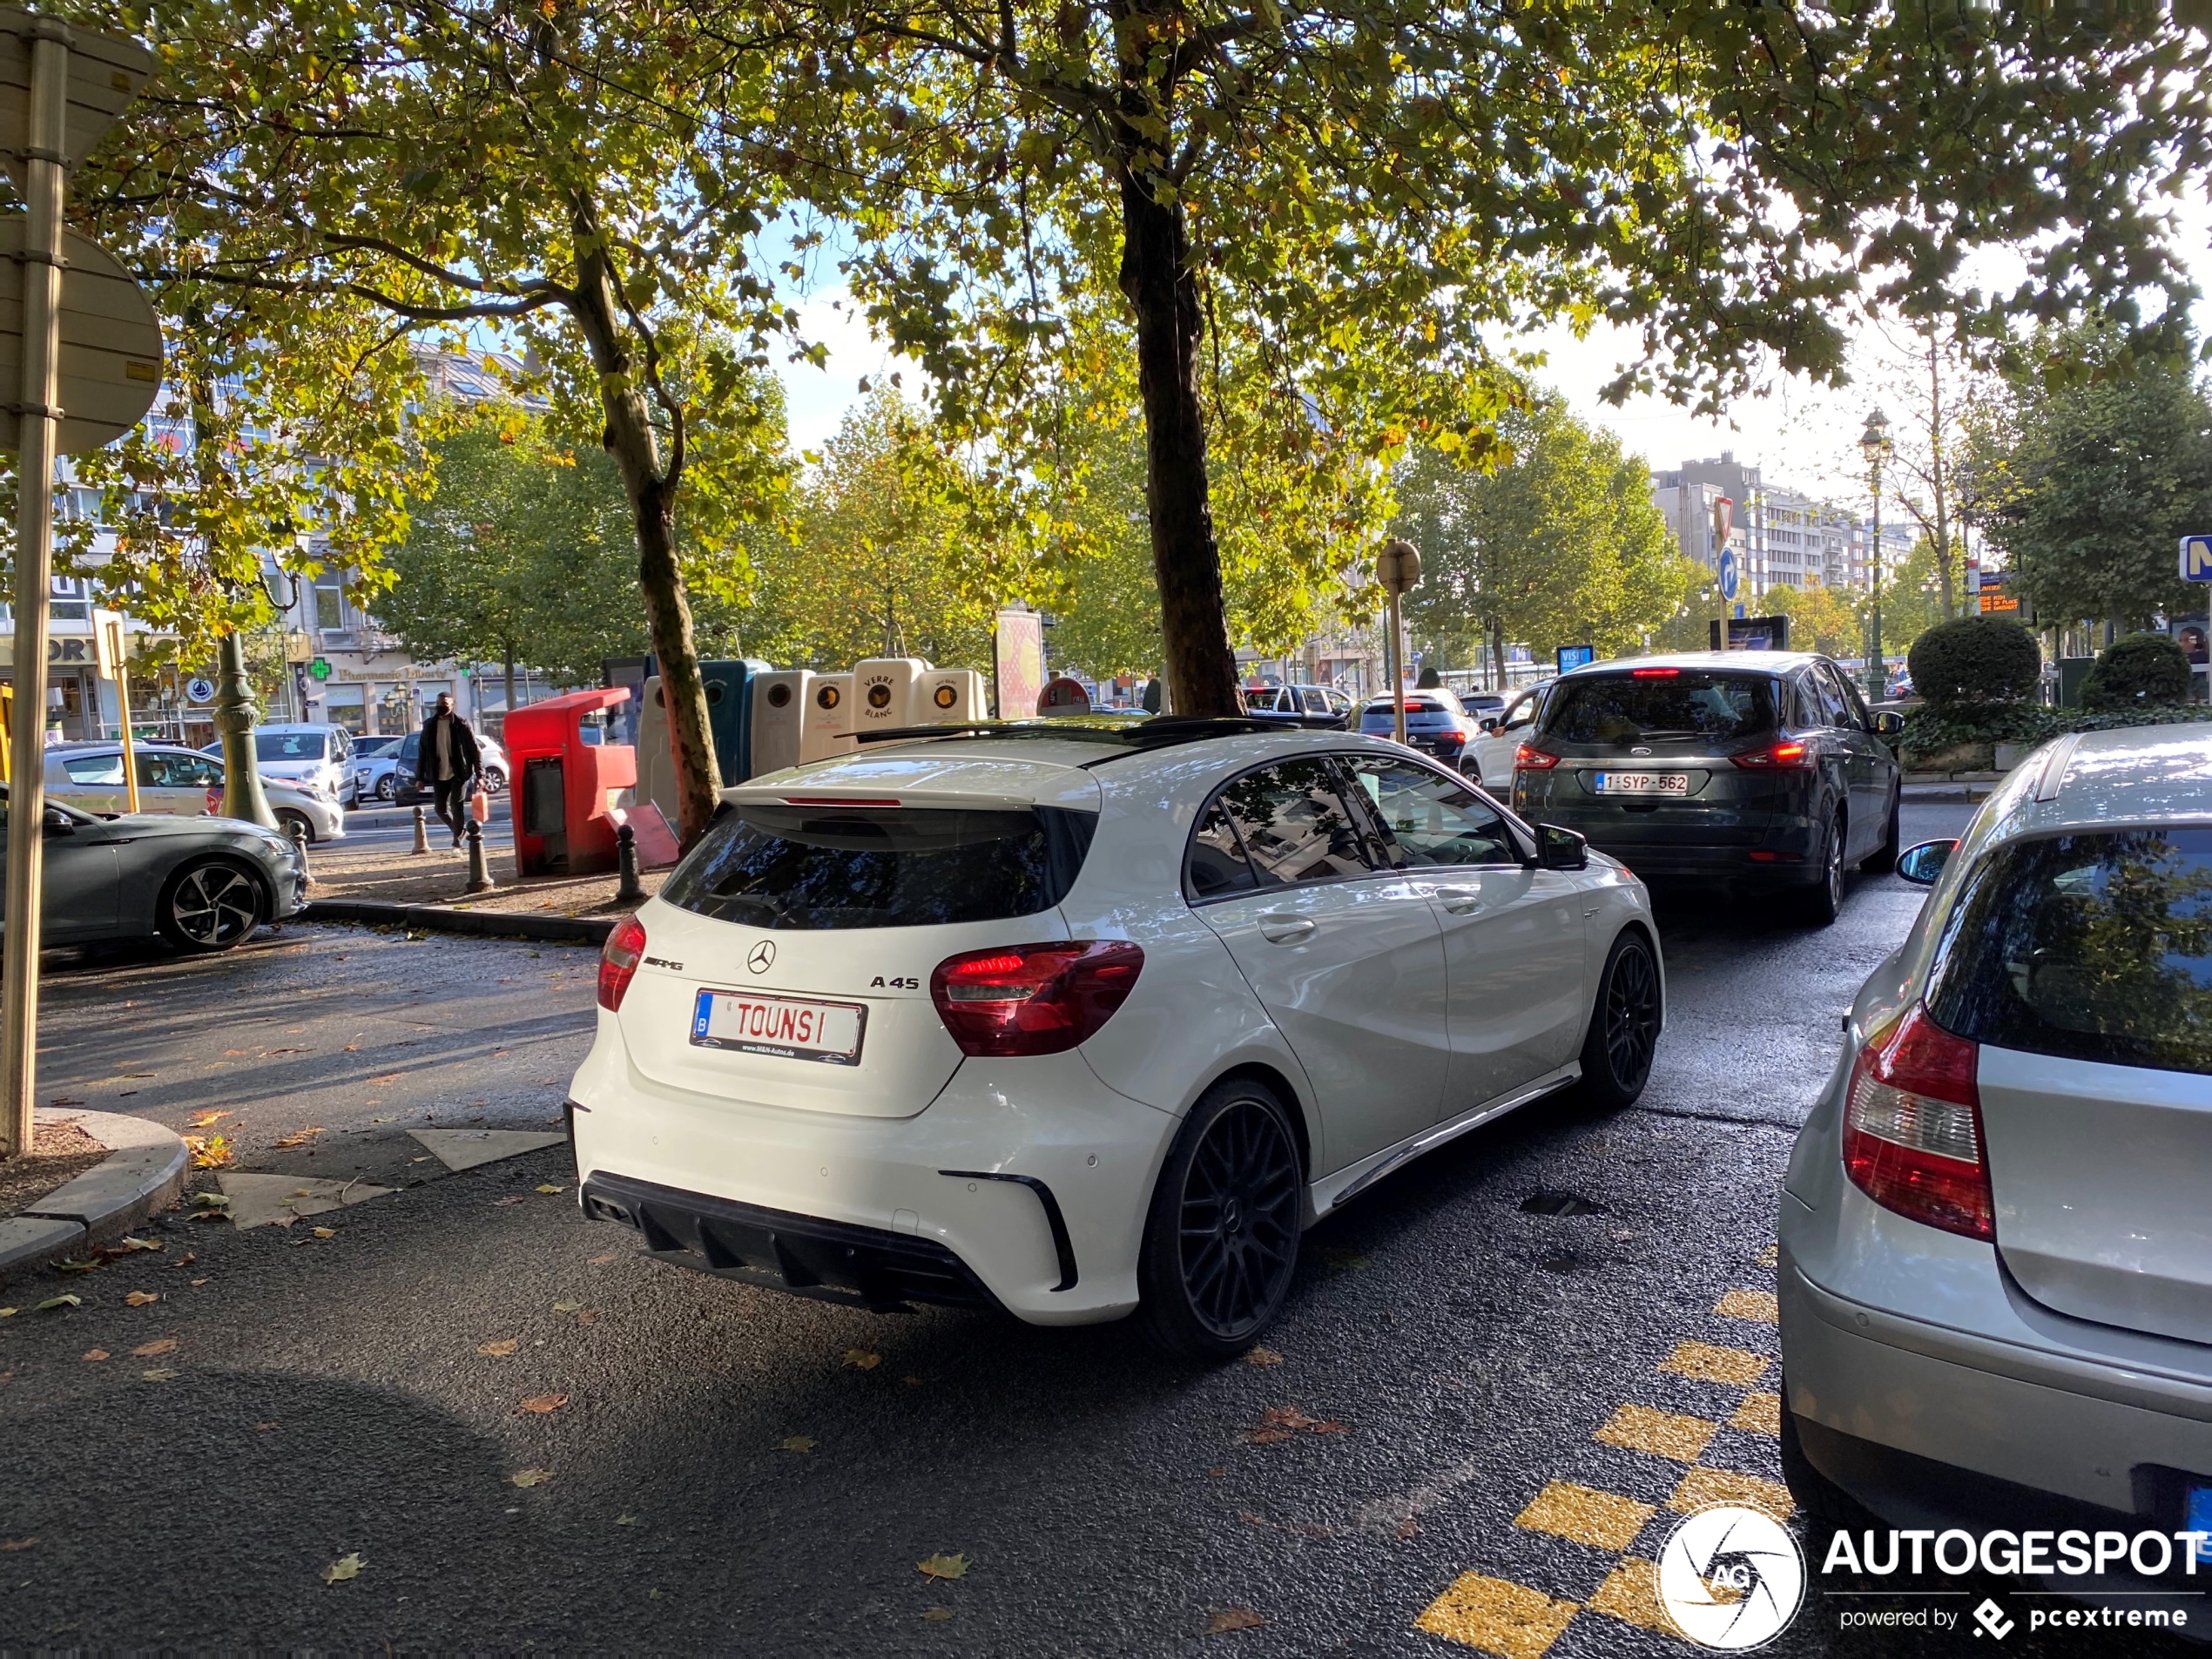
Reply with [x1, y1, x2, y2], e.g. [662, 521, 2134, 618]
[1414, 1572, 1580, 1659]
[1587, 1555, 1675, 1635]
[1714, 1288, 1779, 1324]
[1514, 1480, 1656, 1551]
[1670, 1466, 1795, 1521]
[1594, 1403, 1716, 1463]
[1756, 1244, 1778, 1267]
[1660, 1340, 1770, 1386]
[1730, 1391, 1782, 1437]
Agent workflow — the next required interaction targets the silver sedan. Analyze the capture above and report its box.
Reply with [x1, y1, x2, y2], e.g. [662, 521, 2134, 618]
[0, 788, 308, 951]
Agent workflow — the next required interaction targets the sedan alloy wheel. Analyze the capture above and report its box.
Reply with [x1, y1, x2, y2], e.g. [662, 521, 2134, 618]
[162, 860, 261, 951]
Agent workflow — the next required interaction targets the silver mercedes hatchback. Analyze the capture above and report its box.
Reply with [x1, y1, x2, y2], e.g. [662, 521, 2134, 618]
[1778, 727, 2212, 1600]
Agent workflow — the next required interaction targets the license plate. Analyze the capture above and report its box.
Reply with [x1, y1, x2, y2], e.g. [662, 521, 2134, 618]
[1594, 771, 1689, 795]
[2188, 1484, 2212, 1563]
[691, 988, 867, 1066]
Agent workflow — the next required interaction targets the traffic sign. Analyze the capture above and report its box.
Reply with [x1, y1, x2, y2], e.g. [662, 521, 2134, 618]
[2181, 535, 2212, 583]
[0, 12, 152, 187]
[185, 675, 214, 705]
[1718, 548, 1741, 601]
[1375, 538, 1422, 597]
[0, 223, 162, 454]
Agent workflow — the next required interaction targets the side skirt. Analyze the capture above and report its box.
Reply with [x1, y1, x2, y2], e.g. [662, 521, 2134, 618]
[1307, 1063, 1581, 1220]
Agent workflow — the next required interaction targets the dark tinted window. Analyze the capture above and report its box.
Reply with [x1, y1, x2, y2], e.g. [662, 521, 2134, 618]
[1213, 759, 1372, 886]
[1343, 757, 1517, 867]
[1186, 799, 1258, 899]
[254, 732, 328, 761]
[1542, 672, 1773, 745]
[662, 805, 1096, 930]
[1928, 828, 2212, 1076]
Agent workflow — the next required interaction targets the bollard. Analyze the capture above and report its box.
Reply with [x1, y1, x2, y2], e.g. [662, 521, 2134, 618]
[410, 804, 429, 855]
[287, 819, 311, 884]
[464, 816, 496, 894]
[614, 821, 644, 905]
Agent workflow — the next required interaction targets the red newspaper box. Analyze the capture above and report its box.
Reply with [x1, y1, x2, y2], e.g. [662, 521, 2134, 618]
[508, 687, 637, 876]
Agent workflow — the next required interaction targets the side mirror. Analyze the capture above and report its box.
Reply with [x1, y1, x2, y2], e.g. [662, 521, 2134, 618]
[1895, 840, 1956, 887]
[1480, 718, 1500, 733]
[1873, 710, 1905, 738]
[1536, 823, 1588, 872]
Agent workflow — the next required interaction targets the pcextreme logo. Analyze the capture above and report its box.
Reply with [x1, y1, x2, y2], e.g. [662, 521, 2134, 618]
[1657, 1504, 1807, 1650]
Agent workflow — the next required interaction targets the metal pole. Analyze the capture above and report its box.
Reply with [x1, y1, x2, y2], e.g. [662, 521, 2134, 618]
[2, 20, 68, 1158]
[116, 656, 138, 814]
[1867, 461, 1885, 703]
[1388, 592, 1406, 745]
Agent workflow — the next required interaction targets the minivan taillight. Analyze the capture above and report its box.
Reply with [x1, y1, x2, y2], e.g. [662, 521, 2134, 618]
[1515, 745, 1560, 770]
[1843, 1002, 1993, 1240]
[930, 941, 1144, 1057]
[598, 915, 647, 1012]
[1731, 740, 1815, 770]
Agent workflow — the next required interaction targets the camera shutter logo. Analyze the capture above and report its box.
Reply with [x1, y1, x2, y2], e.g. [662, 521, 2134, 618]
[1656, 1504, 1804, 1649]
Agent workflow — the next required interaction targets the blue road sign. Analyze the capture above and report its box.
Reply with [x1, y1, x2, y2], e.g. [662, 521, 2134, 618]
[2182, 535, 2212, 582]
[1718, 548, 1741, 600]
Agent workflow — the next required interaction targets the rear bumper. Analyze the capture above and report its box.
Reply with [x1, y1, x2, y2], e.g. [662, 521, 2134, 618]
[1509, 797, 1818, 880]
[566, 1016, 1178, 1325]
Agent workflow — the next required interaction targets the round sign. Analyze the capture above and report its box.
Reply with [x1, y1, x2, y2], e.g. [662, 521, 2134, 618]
[185, 676, 216, 705]
[1375, 538, 1423, 597]
[866, 682, 894, 710]
[815, 683, 841, 710]
[933, 684, 958, 709]
[1718, 548, 1741, 602]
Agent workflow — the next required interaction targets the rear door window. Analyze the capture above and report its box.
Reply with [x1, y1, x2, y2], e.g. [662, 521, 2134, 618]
[1927, 827, 2212, 1075]
[62, 753, 124, 786]
[1186, 799, 1259, 899]
[662, 805, 1097, 930]
[1541, 672, 1772, 745]
[1342, 757, 1518, 867]
[1811, 664, 1855, 729]
[1209, 758, 1373, 887]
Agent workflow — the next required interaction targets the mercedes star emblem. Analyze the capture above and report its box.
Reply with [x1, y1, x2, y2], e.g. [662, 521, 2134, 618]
[747, 941, 776, 974]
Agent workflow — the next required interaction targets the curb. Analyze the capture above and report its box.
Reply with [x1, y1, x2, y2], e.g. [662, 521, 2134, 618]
[302, 899, 615, 946]
[0, 1109, 189, 1284]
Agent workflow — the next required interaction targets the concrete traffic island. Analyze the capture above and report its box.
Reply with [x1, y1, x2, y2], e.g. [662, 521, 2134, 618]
[0, 1108, 188, 1283]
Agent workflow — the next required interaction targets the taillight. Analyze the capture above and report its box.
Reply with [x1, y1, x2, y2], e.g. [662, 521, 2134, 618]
[930, 941, 1144, 1057]
[598, 914, 647, 1012]
[1843, 1003, 1993, 1240]
[1630, 666, 1680, 678]
[1731, 740, 1815, 770]
[1515, 745, 1561, 770]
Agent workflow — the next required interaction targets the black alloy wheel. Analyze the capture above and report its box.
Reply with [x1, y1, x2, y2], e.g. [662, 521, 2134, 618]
[1576, 931, 1661, 1109]
[1138, 1080, 1303, 1359]
[1799, 808, 1845, 927]
[1861, 787, 1901, 875]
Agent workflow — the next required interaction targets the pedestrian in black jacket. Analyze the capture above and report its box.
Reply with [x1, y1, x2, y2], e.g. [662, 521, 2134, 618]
[419, 693, 482, 848]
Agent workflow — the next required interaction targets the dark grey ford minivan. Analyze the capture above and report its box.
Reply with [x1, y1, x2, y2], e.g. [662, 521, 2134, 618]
[1509, 652, 1903, 924]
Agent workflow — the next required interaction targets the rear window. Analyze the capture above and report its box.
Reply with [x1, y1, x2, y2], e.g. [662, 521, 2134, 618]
[660, 805, 1097, 930]
[1927, 827, 2212, 1076]
[254, 732, 328, 762]
[1541, 672, 1772, 745]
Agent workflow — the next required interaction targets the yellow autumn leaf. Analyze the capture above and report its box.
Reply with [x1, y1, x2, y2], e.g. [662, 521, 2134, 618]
[478, 1338, 519, 1357]
[124, 1291, 159, 1307]
[780, 1435, 815, 1453]
[320, 1552, 366, 1584]
[536, 1184, 563, 1195]
[313, 1227, 337, 1239]
[512, 1468, 554, 1488]
[842, 1348, 881, 1370]
[917, 1552, 968, 1581]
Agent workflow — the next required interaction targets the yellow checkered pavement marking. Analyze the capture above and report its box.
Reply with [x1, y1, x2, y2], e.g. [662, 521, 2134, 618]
[1714, 1288, 1779, 1324]
[1593, 1403, 1716, 1463]
[1514, 1480, 1656, 1551]
[1730, 1391, 1782, 1437]
[1659, 1339, 1770, 1386]
[1669, 1466, 1794, 1521]
[1415, 1572, 1580, 1659]
[1587, 1555, 1673, 1635]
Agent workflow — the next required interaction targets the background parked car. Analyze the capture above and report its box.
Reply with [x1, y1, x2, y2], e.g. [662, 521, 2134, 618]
[350, 735, 405, 802]
[0, 784, 308, 951]
[392, 729, 510, 800]
[1462, 682, 1551, 787]
[1356, 688, 1482, 771]
[200, 724, 356, 807]
[46, 742, 344, 845]
[1241, 685, 1353, 728]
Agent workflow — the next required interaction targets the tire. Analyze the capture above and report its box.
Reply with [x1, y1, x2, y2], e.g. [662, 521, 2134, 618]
[482, 765, 507, 794]
[274, 807, 315, 846]
[1797, 808, 1845, 927]
[374, 773, 395, 801]
[1136, 1076, 1304, 1361]
[158, 857, 264, 952]
[1575, 929, 1662, 1109]
[1860, 786, 1901, 875]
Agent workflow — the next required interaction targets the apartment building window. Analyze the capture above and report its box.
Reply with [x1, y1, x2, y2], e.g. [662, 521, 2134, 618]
[314, 574, 345, 631]
[50, 576, 89, 621]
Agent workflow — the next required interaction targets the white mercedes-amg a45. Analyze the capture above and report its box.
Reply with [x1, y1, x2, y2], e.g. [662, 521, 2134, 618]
[568, 718, 1664, 1358]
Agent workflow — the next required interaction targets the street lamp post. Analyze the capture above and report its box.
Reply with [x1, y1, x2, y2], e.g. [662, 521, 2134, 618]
[1861, 409, 1892, 703]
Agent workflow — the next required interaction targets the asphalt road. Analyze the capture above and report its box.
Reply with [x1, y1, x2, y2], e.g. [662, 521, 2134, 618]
[11, 796, 2181, 1656]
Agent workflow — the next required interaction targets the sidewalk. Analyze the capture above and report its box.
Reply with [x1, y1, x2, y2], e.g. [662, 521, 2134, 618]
[307, 836, 669, 919]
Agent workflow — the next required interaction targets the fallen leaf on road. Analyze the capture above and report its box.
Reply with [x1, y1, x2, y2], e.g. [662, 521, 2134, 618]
[590, 1253, 617, 1264]
[477, 1339, 518, 1357]
[54, 1258, 98, 1274]
[48, 1096, 84, 1106]
[1246, 1406, 1349, 1443]
[519, 1393, 570, 1413]
[272, 1127, 325, 1150]
[0, 1538, 35, 1550]
[183, 1135, 233, 1170]
[256, 1421, 276, 1430]
[186, 1110, 231, 1127]
[113, 1237, 161, 1255]
[343, 1044, 360, 1052]
[917, 1553, 968, 1581]
[132, 1339, 178, 1357]
[124, 1291, 159, 1307]
[190, 1192, 230, 1212]
[615, 1514, 638, 1526]
[492, 1196, 526, 1208]
[141, 1368, 179, 1382]
[1245, 1347, 1284, 1368]
[35, 1295, 81, 1312]
[647, 1588, 660, 1600]
[320, 1553, 366, 1584]
[536, 1184, 564, 1195]
[552, 1299, 582, 1312]
[368, 1074, 403, 1084]
[0, 1309, 14, 1318]
[511, 1468, 554, 1488]
[312, 1228, 337, 1239]
[921, 1607, 953, 1621]
[842, 1349, 881, 1371]
[190, 1278, 209, 1286]
[170, 1253, 196, 1268]
[1207, 1608, 1265, 1634]
[780, 1436, 815, 1453]
[1394, 1517, 1420, 1540]
[81, 1349, 110, 1362]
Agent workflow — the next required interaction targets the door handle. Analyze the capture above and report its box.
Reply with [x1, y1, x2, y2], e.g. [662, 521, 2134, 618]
[1257, 914, 1315, 944]
[1433, 886, 1481, 914]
